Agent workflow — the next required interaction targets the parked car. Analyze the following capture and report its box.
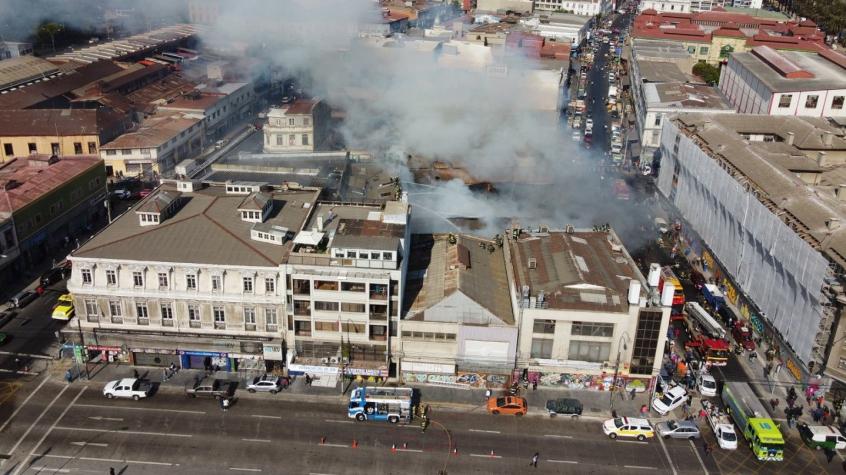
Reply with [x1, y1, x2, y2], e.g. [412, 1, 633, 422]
[185, 377, 236, 399]
[112, 189, 133, 200]
[0, 309, 17, 328]
[103, 378, 152, 400]
[546, 398, 583, 418]
[602, 417, 654, 441]
[798, 424, 846, 451]
[8, 290, 37, 309]
[656, 420, 701, 440]
[698, 373, 718, 397]
[732, 321, 756, 351]
[51, 298, 74, 321]
[652, 386, 689, 415]
[487, 396, 527, 416]
[139, 188, 154, 198]
[40, 267, 65, 287]
[246, 375, 283, 393]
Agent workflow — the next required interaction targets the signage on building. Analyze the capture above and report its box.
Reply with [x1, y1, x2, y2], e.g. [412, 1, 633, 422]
[131, 348, 177, 354]
[263, 343, 283, 361]
[287, 363, 339, 375]
[346, 367, 388, 377]
[87, 345, 121, 352]
[786, 358, 804, 382]
[178, 350, 228, 357]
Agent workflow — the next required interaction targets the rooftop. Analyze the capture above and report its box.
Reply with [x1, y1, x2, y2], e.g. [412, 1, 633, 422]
[158, 91, 223, 111]
[100, 114, 200, 150]
[673, 113, 846, 268]
[0, 108, 128, 137]
[0, 60, 125, 109]
[509, 230, 640, 313]
[0, 56, 60, 91]
[730, 47, 846, 92]
[0, 155, 102, 213]
[72, 182, 320, 267]
[404, 233, 514, 325]
[49, 24, 200, 64]
[292, 200, 408, 256]
[644, 82, 732, 110]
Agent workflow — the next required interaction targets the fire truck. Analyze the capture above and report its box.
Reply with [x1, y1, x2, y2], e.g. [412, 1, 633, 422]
[683, 302, 730, 366]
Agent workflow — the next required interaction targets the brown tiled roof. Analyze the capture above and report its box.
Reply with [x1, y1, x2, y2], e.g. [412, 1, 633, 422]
[0, 60, 125, 109]
[285, 99, 318, 115]
[0, 108, 127, 137]
[0, 155, 102, 213]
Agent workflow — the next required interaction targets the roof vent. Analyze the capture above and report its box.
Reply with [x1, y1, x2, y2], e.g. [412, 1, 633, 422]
[835, 185, 846, 202]
[528, 257, 537, 269]
[823, 131, 834, 147]
[786, 131, 795, 145]
[826, 217, 841, 232]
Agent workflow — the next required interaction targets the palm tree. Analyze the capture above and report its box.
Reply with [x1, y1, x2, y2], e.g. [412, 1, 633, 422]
[39, 22, 63, 52]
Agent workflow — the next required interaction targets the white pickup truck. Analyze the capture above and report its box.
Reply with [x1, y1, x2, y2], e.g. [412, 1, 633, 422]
[103, 378, 152, 400]
[702, 399, 737, 449]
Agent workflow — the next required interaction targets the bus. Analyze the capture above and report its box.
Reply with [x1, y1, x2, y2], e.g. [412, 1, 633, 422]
[659, 267, 685, 307]
[722, 382, 784, 461]
[683, 302, 730, 366]
[348, 386, 413, 424]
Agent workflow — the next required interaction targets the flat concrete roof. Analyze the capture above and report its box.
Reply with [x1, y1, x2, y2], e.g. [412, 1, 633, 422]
[730, 48, 846, 92]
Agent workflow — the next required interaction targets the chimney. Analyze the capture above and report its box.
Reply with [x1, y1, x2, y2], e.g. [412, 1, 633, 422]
[818, 151, 828, 167]
[823, 131, 834, 147]
[836, 185, 846, 202]
[786, 132, 795, 146]
[317, 215, 324, 232]
[826, 217, 840, 232]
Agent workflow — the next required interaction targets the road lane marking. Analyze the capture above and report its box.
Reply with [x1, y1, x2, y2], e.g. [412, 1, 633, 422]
[242, 438, 272, 443]
[252, 414, 282, 419]
[230, 468, 262, 472]
[87, 416, 123, 421]
[616, 440, 648, 445]
[28, 468, 70, 473]
[38, 454, 176, 466]
[656, 434, 679, 475]
[323, 419, 354, 424]
[688, 439, 709, 474]
[80, 457, 123, 463]
[468, 429, 501, 434]
[396, 448, 424, 453]
[0, 374, 50, 432]
[469, 454, 502, 459]
[126, 460, 177, 466]
[548, 460, 579, 464]
[75, 403, 206, 415]
[625, 466, 657, 470]
[54, 427, 193, 438]
[71, 441, 109, 447]
[4, 383, 69, 467]
[14, 388, 86, 475]
[320, 443, 349, 448]
[544, 434, 573, 439]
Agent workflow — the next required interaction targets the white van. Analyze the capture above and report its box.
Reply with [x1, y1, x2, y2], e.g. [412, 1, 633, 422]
[799, 424, 846, 451]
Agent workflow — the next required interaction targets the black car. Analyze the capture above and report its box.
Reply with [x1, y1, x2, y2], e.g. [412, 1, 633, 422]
[40, 267, 65, 287]
[546, 398, 583, 418]
[8, 290, 38, 309]
[0, 309, 17, 328]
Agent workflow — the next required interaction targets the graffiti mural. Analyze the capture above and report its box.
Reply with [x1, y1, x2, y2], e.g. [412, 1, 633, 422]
[402, 371, 509, 388]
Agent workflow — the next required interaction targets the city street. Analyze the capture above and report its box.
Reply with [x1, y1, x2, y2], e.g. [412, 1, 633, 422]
[0, 377, 721, 474]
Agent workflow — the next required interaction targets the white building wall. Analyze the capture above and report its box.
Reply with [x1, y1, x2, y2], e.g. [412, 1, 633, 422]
[639, 0, 691, 13]
[656, 120, 829, 363]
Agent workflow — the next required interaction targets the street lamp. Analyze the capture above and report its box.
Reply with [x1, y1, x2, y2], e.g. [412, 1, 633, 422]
[610, 331, 631, 414]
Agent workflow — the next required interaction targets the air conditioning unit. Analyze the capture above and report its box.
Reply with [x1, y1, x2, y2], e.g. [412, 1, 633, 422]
[329, 356, 340, 364]
[320, 357, 330, 364]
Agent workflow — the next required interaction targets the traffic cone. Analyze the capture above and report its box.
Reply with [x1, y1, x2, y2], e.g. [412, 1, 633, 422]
[320, 436, 326, 445]
[391, 443, 397, 453]
[352, 439, 358, 449]
[452, 446, 458, 456]
[489, 449, 495, 457]
[402, 442, 408, 449]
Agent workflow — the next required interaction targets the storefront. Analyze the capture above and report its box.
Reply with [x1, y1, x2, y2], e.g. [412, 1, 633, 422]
[179, 350, 231, 371]
[87, 345, 127, 364]
[286, 363, 340, 376]
[131, 347, 180, 367]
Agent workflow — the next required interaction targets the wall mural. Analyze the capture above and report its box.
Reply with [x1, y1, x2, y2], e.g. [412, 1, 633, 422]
[402, 371, 509, 388]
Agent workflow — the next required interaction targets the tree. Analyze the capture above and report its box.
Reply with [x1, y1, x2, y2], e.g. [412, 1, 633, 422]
[39, 22, 64, 52]
[692, 62, 721, 86]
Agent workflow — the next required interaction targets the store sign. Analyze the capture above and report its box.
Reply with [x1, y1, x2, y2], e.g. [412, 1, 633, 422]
[722, 279, 738, 305]
[87, 345, 121, 352]
[346, 367, 388, 377]
[131, 348, 177, 355]
[786, 358, 803, 382]
[288, 364, 339, 375]
[263, 343, 284, 361]
[178, 350, 227, 357]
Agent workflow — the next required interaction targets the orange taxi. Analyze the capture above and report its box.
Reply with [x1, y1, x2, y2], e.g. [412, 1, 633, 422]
[486, 396, 528, 416]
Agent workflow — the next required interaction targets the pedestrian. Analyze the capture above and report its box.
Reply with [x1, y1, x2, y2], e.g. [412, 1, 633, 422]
[221, 397, 230, 412]
[826, 447, 836, 464]
[110, 468, 115, 475]
[305, 374, 312, 386]
[703, 441, 711, 456]
[530, 452, 539, 468]
[699, 408, 707, 421]
[630, 387, 637, 400]
[640, 404, 649, 416]
[134, 369, 139, 379]
[532, 380, 537, 391]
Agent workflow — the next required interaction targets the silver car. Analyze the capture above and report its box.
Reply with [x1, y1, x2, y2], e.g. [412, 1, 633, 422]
[656, 420, 701, 440]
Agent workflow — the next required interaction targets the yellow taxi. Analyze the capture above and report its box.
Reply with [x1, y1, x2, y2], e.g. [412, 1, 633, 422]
[52, 294, 74, 321]
[602, 417, 655, 441]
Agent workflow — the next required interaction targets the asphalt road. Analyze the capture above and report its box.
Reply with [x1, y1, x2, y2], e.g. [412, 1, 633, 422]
[0, 285, 70, 376]
[0, 378, 720, 474]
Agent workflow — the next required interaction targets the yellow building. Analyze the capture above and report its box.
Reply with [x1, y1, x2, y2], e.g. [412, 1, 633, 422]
[0, 109, 128, 163]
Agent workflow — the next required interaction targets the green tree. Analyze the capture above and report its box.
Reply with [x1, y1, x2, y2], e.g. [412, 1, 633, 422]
[39, 22, 64, 52]
[692, 62, 721, 86]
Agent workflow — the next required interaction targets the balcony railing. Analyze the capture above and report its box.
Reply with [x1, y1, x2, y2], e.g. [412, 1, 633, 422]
[162, 319, 174, 327]
[295, 329, 312, 337]
[110, 316, 123, 324]
[245, 323, 256, 331]
[137, 318, 149, 326]
[87, 314, 99, 323]
[189, 320, 201, 329]
[214, 321, 226, 330]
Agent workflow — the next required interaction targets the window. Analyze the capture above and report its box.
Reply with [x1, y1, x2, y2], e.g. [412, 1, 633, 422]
[383, 252, 393, 260]
[833, 96, 845, 110]
[315, 301, 339, 311]
[687, 46, 696, 54]
[568, 340, 611, 363]
[341, 302, 366, 313]
[341, 282, 366, 292]
[805, 95, 819, 109]
[244, 307, 256, 330]
[211, 275, 222, 292]
[342, 322, 365, 334]
[653, 114, 661, 127]
[136, 302, 149, 321]
[84, 299, 99, 316]
[698, 47, 709, 55]
[288, 118, 295, 126]
[533, 320, 556, 334]
[531, 338, 554, 359]
[264, 277, 275, 293]
[109, 300, 122, 318]
[276, 135, 283, 146]
[73, 142, 83, 154]
[161, 303, 174, 326]
[105, 149, 116, 156]
[28, 143, 36, 153]
[158, 272, 169, 288]
[265, 308, 278, 331]
[302, 134, 309, 146]
[121, 149, 132, 155]
[186, 274, 197, 290]
[81, 269, 92, 285]
[315, 321, 337, 332]
[3, 144, 12, 156]
[571, 322, 614, 337]
[778, 94, 793, 108]
[51, 143, 60, 155]
[106, 269, 117, 286]
[132, 271, 144, 287]
[243, 276, 253, 293]
[630, 309, 663, 374]
[288, 134, 295, 145]
[213, 306, 225, 328]
[88, 142, 97, 154]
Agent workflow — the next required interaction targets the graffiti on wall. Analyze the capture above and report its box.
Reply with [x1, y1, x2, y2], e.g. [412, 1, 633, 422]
[402, 372, 509, 388]
[531, 371, 651, 392]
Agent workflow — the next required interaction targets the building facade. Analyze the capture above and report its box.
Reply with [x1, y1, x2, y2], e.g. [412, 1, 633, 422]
[533, 0, 609, 16]
[100, 114, 203, 178]
[639, 0, 692, 13]
[263, 100, 331, 154]
[159, 82, 255, 141]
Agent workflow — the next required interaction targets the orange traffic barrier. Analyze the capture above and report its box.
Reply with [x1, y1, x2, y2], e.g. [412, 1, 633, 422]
[352, 439, 358, 449]
[391, 443, 397, 453]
